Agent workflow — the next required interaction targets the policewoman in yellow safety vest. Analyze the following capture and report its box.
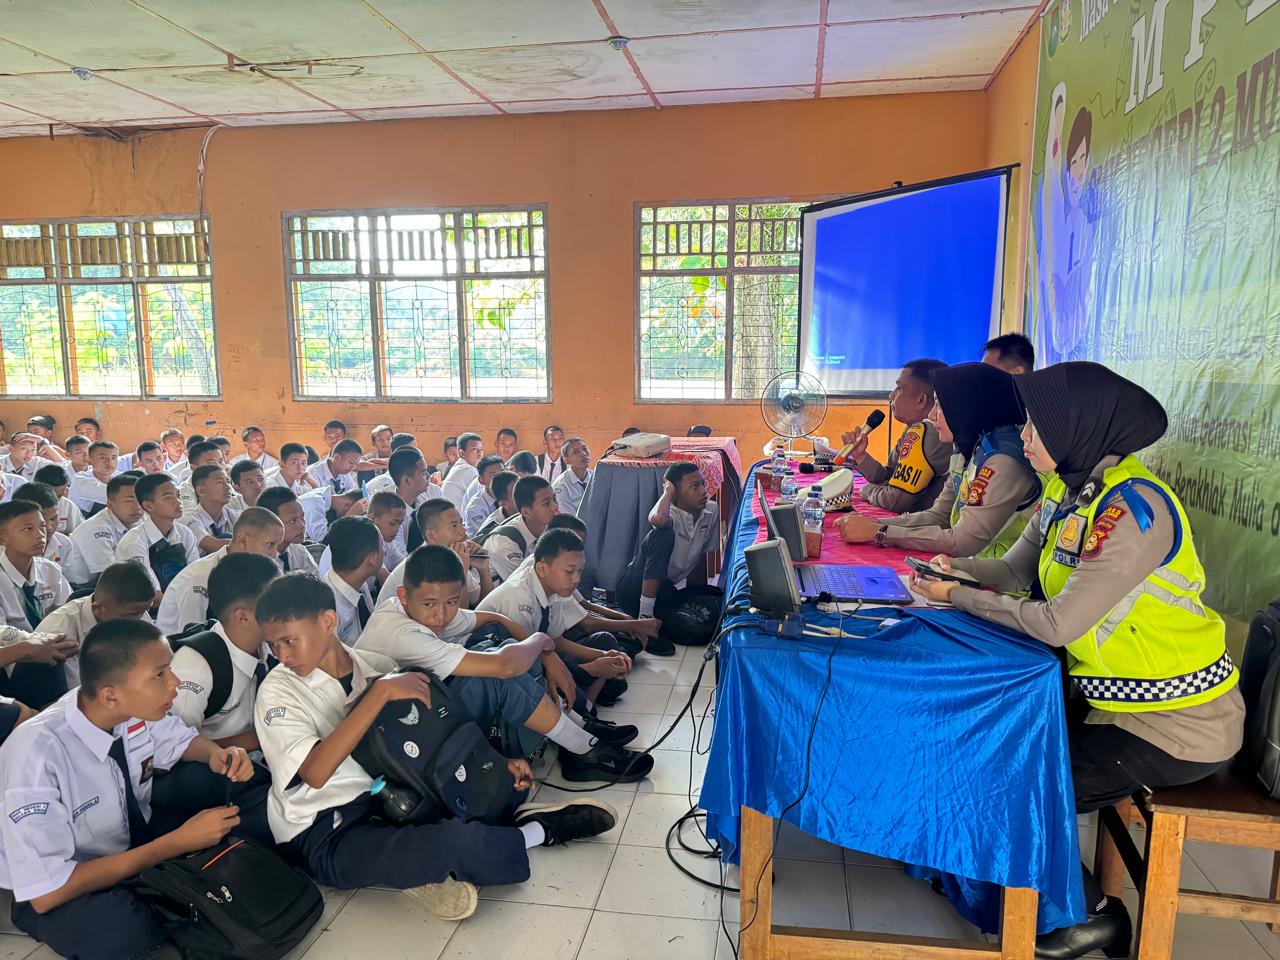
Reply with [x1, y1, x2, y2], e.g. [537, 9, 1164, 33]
[909, 361, 1244, 960]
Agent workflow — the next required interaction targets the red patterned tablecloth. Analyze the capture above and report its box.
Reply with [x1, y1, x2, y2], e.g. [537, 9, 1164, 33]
[600, 436, 741, 499]
[747, 462, 934, 575]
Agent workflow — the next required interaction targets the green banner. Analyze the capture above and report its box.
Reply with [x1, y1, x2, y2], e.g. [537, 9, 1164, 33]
[1026, 0, 1280, 621]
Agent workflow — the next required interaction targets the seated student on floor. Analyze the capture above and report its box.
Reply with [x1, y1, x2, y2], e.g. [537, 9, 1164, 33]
[479, 531, 638, 724]
[616, 462, 718, 657]
[836, 362, 1042, 559]
[308, 438, 362, 494]
[482, 475, 559, 585]
[230, 425, 278, 472]
[359, 545, 649, 781]
[230, 458, 268, 508]
[265, 442, 318, 496]
[551, 437, 592, 517]
[183, 464, 240, 556]
[462, 454, 506, 537]
[538, 425, 566, 482]
[113, 473, 200, 594]
[12, 482, 73, 569]
[255, 487, 321, 576]
[209, 436, 233, 466]
[322, 516, 382, 644]
[506, 450, 539, 477]
[981, 332, 1035, 376]
[157, 507, 285, 637]
[132, 441, 166, 476]
[65, 474, 144, 589]
[72, 417, 100, 442]
[33, 463, 83, 535]
[63, 434, 90, 476]
[1, 433, 53, 482]
[396, 498, 493, 606]
[909, 362, 1244, 960]
[474, 470, 520, 541]
[0, 500, 70, 636]
[495, 427, 518, 462]
[69, 441, 122, 516]
[24, 562, 156, 708]
[442, 432, 485, 508]
[321, 419, 348, 454]
[174, 440, 223, 512]
[0, 619, 254, 960]
[23, 417, 67, 465]
[365, 444, 441, 508]
[0, 691, 35, 747]
[252, 573, 617, 921]
[365, 491, 408, 574]
[158, 427, 186, 478]
[436, 436, 459, 482]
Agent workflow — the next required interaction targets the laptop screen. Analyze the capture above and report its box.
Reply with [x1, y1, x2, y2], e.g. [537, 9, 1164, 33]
[756, 480, 782, 543]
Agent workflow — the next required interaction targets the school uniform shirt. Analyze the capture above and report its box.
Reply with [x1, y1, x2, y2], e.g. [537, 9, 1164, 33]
[0, 690, 198, 902]
[67, 472, 109, 514]
[355, 598, 475, 679]
[253, 645, 397, 842]
[154, 546, 227, 637]
[0, 553, 70, 632]
[165, 457, 191, 484]
[1, 454, 54, 481]
[377, 556, 481, 611]
[668, 501, 720, 584]
[229, 451, 279, 473]
[441, 461, 478, 509]
[537, 453, 565, 483]
[276, 543, 319, 577]
[321, 536, 405, 581]
[485, 515, 538, 586]
[42, 530, 73, 569]
[0, 473, 24, 504]
[552, 468, 591, 517]
[57, 496, 83, 535]
[183, 504, 241, 546]
[113, 517, 200, 591]
[64, 507, 133, 586]
[463, 484, 497, 538]
[298, 487, 334, 544]
[263, 468, 312, 497]
[307, 459, 356, 495]
[478, 561, 583, 638]
[171, 621, 266, 740]
[365, 473, 446, 506]
[323, 569, 376, 646]
[33, 596, 99, 690]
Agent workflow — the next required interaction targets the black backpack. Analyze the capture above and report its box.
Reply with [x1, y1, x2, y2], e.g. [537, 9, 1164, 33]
[475, 517, 526, 554]
[1239, 598, 1280, 797]
[129, 837, 323, 960]
[350, 667, 518, 825]
[658, 584, 724, 646]
[169, 624, 255, 720]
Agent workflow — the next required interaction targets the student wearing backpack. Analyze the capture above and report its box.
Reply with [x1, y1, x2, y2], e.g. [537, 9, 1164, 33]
[483, 475, 558, 584]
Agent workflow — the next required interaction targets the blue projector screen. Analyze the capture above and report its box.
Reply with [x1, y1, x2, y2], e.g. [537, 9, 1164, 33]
[798, 169, 1008, 395]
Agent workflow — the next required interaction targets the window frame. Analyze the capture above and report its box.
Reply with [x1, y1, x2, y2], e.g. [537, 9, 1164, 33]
[632, 196, 809, 405]
[0, 213, 220, 400]
[281, 204, 553, 404]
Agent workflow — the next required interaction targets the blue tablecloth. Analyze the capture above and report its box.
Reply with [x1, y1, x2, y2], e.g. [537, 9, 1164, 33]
[700, 461, 1085, 934]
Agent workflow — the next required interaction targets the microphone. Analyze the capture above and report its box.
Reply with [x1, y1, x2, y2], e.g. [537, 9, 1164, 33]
[832, 410, 886, 465]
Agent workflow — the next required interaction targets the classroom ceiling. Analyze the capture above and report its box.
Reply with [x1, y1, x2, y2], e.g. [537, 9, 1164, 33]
[0, 0, 1040, 137]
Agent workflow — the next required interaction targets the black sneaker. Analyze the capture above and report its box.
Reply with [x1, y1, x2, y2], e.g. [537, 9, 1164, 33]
[560, 742, 655, 783]
[582, 715, 639, 746]
[514, 798, 618, 846]
[595, 677, 628, 707]
[644, 634, 677, 657]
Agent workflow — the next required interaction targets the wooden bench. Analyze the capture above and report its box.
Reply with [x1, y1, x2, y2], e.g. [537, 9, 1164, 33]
[1095, 768, 1280, 960]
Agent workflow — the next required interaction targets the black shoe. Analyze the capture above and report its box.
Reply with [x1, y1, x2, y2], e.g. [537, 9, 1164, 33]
[644, 634, 677, 657]
[560, 742, 655, 783]
[582, 715, 639, 746]
[595, 678, 628, 707]
[128, 942, 183, 960]
[514, 798, 618, 846]
[1035, 898, 1131, 959]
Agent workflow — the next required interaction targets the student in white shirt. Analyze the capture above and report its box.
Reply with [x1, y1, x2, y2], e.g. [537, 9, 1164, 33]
[366, 491, 407, 574]
[156, 507, 285, 637]
[0, 691, 35, 748]
[256, 487, 321, 576]
[483, 476, 559, 585]
[229, 425, 279, 473]
[308, 438, 362, 495]
[323, 517, 382, 645]
[64, 474, 144, 587]
[264, 442, 318, 496]
[0, 500, 70, 633]
[33, 463, 83, 535]
[1, 433, 53, 481]
[0, 620, 253, 960]
[252, 572, 616, 919]
[174, 441, 223, 513]
[472, 470, 519, 542]
[495, 427, 518, 463]
[551, 437, 593, 517]
[29, 561, 156, 707]
[113, 474, 200, 593]
[369, 446, 439, 555]
[507, 450, 539, 477]
[441, 432, 484, 508]
[462, 455, 506, 537]
[208, 436, 233, 466]
[63, 434, 91, 476]
[357, 424, 394, 487]
[401, 499, 492, 606]
[159, 426, 188, 479]
[321, 419, 348, 453]
[537, 425, 566, 482]
[11, 482, 72, 569]
[436, 436, 459, 482]
[230, 459, 268, 507]
[68, 440, 120, 515]
[23, 416, 69, 464]
[183, 464, 241, 555]
[132, 440, 166, 476]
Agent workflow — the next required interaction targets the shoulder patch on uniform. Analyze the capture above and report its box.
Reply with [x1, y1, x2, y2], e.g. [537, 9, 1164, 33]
[262, 706, 286, 726]
[966, 466, 996, 506]
[1082, 506, 1126, 560]
[71, 796, 100, 820]
[177, 680, 204, 695]
[8, 802, 49, 823]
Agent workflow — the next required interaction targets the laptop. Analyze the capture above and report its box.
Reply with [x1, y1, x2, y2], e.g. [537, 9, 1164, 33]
[756, 480, 912, 605]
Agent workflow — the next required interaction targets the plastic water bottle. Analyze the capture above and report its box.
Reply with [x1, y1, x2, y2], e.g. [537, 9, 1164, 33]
[802, 485, 825, 558]
[770, 442, 787, 479]
[779, 472, 798, 501]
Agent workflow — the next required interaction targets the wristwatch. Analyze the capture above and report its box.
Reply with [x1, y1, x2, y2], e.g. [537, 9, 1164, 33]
[873, 525, 889, 548]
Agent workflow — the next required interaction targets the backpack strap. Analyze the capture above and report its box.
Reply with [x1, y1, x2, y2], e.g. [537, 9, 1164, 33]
[477, 517, 525, 554]
[172, 630, 234, 720]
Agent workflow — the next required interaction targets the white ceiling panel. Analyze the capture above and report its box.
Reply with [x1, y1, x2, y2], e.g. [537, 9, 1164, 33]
[212, 110, 354, 126]
[0, 0, 216, 69]
[0, 99, 54, 122]
[0, 123, 80, 137]
[823, 75, 987, 97]
[0, 38, 64, 74]
[438, 42, 642, 101]
[282, 56, 481, 109]
[371, 0, 607, 51]
[0, 72, 195, 122]
[137, 0, 418, 62]
[828, 1, 1036, 22]
[824, 8, 1026, 83]
[118, 66, 328, 116]
[499, 93, 651, 113]
[658, 85, 813, 106]
[608, 0, 820, 37]
[633, 27, 818, 92]
[353, 103, 500, 120]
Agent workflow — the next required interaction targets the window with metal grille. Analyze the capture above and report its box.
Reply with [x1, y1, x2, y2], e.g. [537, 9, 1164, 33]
[0, 217, 217, 398]
[285, 206, 550, 401]
[636, 200, 802, 401]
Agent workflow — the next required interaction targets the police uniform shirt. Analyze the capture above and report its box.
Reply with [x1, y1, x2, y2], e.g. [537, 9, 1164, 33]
[253, 645, 397, 842]
[323, 569, 375, 646]
[34, 597, 99, 690]
[0, 690, 197, 901]
[667, 501, 720, 584]
[183, 504, 241, 545]
[113, 517, 200, 589]
[478, 560, 582, 638]
[65, 507, 133, 585]
[1, 454, 54, 481]
[68, 473, 108, 514]
[155, 546, 227, 637]
[854, 420, 952, 514]
[277, 543, 319, 577]
[485, 515, 538, 585]
[43, 530, 73, 569]
[552, 468, 591, 517]
[441, 461, 478, 509]
[306, 459, 356, 495]
[0, 553, 70, 632]
[229, 451, 279, 473]
[58, 496, 83, 535]
[354, 598, 472, 679]
[171, 621, 265, 740]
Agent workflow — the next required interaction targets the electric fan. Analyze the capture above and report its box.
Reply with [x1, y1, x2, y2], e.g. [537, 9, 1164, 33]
[759, 371, 829, 458]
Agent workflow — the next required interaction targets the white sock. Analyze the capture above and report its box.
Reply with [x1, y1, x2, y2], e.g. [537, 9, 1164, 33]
[568, 710, 587, 728]
[638, 595, 656, 618]
[547, 713, 597, 755]
[519, 822, 546, 848]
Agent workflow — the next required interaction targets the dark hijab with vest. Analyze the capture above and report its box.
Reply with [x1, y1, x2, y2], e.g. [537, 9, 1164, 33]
[929, 362, 1027, 463]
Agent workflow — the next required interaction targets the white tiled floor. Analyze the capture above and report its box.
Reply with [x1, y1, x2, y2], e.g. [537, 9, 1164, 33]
[5, 646, 1280, 959]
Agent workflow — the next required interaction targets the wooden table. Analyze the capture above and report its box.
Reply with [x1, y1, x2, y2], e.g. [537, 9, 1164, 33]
[738, 807, 1040, 959]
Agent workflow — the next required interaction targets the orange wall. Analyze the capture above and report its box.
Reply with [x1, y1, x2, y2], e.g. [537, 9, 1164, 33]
[0, 91, 997, 466]
[984, 18, 1041, 333]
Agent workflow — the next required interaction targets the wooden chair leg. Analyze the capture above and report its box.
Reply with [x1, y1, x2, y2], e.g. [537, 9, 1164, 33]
[998, 887, 1039, 960]
[739, 806, 774, 960]
[1135, 812, 1185, 960]
[1096, 805, 1127, 899]
[1270, 851, 1280, 935]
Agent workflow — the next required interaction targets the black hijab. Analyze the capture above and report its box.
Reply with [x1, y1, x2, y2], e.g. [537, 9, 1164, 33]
[929, 362, 1026, 460]
[1013, 362, 1167, 493]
